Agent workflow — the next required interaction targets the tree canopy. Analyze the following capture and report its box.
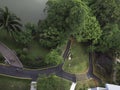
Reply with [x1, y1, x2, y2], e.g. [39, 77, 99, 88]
[0, 7, 22, 36]
[39, 0, 102, 48]
[90, 0, 120, 26]
[75, 15, 102, 44]
[15, 29, 33, 46]
[45, 49, 63, 65]
[96, 24, 120, 53]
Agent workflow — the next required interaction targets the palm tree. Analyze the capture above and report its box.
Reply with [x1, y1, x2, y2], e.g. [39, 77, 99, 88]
[0, 7, 22, 36]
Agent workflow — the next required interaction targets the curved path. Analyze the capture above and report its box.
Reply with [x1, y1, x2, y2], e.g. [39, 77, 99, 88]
[0, 41, 76, 82]
[0, 40, 101, 83]
[0, 41, 23, 68]
[0, 64, 76, 82]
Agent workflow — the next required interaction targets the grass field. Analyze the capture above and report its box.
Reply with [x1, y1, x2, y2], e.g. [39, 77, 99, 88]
[0, 75, 31, 90]
[63, 41, 89, 74]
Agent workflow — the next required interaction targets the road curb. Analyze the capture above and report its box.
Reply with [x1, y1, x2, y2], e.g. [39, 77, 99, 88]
[0, 73, 32, 80]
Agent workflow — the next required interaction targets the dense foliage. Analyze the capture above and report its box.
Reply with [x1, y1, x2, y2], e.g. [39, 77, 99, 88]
[45, 49, 63, 65]
[89, 0, 120, 26]
[75, 15, 102, 44]
[15, 29, 33, 46]
[83, 0, 120, 55]
[39, 0, 102, 48]
[96, 24, 120, 53]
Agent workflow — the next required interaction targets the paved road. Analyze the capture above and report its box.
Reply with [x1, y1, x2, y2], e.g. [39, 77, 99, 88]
[0, 41, 101, 83]
[0, 41, 76, 82]
[0, 64, 76, 82]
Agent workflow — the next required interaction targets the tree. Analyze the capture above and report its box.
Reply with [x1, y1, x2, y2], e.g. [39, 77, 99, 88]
[45, 49, 63, 65]
[25, 23, 39, 39]
[90, 0, 120, 27]
[39, 0, 91, 48]
[45, 0, 91, 34]
[15, 29, 33, 46]
[75, 15, 102, 44]
[96, 24, 120, 53]
[0, 7, 22, 36]
[39, 25, 64, 48]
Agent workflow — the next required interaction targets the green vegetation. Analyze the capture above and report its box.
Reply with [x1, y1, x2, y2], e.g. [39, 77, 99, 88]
[63, 41, 88, 74]
[93, 53, 113, 83]
[0, 29, 49, 68]
[15, 29, 33, 46]
[75, 14, 102, 45]
[38, 0, 102, 49]
[89, 0, 120, 26]
[115, 62, 120, 84]
[37, 74, 71, 90]
[0, 0, 120, 87]
[96, 24, 120, 53]
[87, 0, 120, 55]
[75, 79, 96, 90]
[0, 7, 22, 37]
[45, 49, 63, 66]
[0, 75, 31, 90]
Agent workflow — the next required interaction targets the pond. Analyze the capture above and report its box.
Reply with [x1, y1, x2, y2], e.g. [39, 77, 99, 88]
[0, 0, 48, 24]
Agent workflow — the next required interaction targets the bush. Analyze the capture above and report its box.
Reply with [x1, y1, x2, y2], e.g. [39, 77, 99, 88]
[15, 29, 33, 46]
[45, 49, 63, 66]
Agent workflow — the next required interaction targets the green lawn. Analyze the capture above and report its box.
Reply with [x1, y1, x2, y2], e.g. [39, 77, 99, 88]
[37, 75, 71, 90]
[63, 41, 89, 74]
[0, 75, 31, 90]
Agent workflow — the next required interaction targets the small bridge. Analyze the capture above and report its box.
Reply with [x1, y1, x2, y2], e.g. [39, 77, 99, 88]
[0, 41, 23, 68]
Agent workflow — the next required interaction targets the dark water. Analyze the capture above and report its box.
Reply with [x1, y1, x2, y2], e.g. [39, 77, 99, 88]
[0, 0, 48, 24]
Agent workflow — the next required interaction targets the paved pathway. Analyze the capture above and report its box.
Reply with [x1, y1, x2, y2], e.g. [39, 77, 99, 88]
[30, 81, 37, 90]
[0, 41, 101, 84]
[70, 82, 77, 90]
[0, 64, 76, 82]
[0, 41, 23, 68]
[0, 41, 76, 82]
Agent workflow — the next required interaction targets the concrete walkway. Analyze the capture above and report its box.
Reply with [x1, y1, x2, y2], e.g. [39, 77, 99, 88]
[0, 41, 23, 68]
[70, 82, 77, 90]
[30, 81, 37, 90]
